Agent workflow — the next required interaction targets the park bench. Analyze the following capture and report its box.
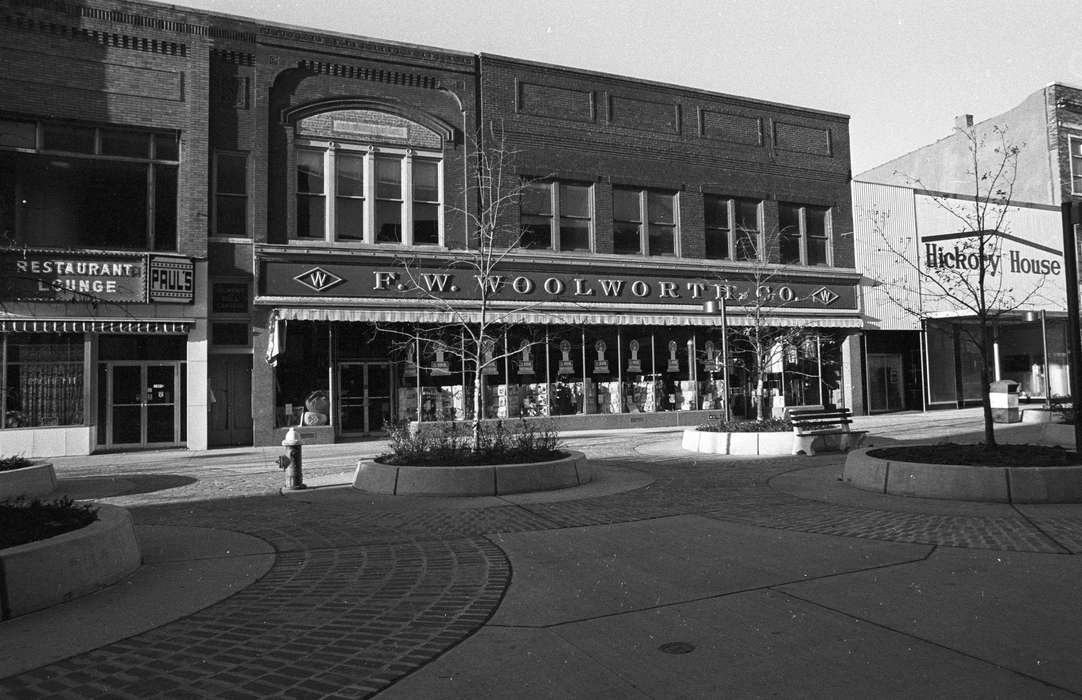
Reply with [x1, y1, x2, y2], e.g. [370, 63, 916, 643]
[788, 406, 867, 456]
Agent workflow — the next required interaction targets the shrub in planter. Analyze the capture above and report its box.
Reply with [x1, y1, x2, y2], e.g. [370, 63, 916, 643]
[381, 419, 565, 466]
[0, 496, 99, 549]
[697, 417, 793, 433]
[0, 455, 33, 473]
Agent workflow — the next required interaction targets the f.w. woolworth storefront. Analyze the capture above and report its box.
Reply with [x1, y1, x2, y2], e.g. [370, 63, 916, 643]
[255, 249, 863, 444]
[0, 0, 863, 453]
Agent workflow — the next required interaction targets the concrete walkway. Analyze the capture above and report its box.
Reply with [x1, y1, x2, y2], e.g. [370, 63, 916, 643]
[2, 409, 1081, 698]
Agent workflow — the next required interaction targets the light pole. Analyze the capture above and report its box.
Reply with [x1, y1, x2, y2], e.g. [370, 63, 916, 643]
[703, 299, 730, 421]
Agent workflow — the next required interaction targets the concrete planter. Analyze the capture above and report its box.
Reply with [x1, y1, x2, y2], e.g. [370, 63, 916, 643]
[353, 450, 589, 496]
[0, 462, 56, 500]
[681, 429, 793, 455]
[1021, 408, 1061, 424]
[0, 504, 141, 619]
[843, 447, 1082, 503]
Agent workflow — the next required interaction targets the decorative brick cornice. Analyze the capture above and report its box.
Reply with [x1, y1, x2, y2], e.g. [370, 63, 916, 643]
[298, 59, 440, 90]
[212, 49, 255, 67]
[1, 13, 187, 56]
[7, 0, 257, 41]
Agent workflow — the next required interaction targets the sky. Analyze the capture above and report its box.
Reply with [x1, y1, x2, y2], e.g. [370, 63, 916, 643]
[175, 0, 1080, 173]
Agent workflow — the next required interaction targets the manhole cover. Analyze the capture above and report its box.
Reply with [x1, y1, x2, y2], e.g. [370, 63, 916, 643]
[658, 641, 696, 655]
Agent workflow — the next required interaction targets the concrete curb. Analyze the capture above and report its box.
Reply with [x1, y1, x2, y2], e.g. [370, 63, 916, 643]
[0, 463, 57, 501]
[352, 450, 590, 496]
[843, 447, 1082, 503]
[681, 429, 793, 455]
[0, 504, 141, 619]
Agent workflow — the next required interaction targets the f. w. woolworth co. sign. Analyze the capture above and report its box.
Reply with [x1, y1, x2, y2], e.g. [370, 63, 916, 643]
[261, 259, 857, 310]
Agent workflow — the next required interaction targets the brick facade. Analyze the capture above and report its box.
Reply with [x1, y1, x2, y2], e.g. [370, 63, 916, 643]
[0, 0, 863, 452]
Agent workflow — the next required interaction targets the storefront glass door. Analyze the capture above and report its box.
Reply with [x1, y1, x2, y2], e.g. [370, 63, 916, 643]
[108, 362, 182, 446]
[868, 353, 904, 412]
[338, 362, 392, 435]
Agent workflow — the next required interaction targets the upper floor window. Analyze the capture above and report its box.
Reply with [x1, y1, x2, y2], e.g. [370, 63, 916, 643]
[779, 202, 831, 266]
[520, 181, 593, 251]
[294, 142, 443, 246]
[0, 118, 179, 251]
[613, 188, 678, 257]
[704, 195, 761, 260]
[213, 151, 248, 237]
[1070, 136, 1082, 195]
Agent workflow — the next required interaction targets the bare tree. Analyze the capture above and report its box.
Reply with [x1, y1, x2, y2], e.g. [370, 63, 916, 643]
[865, 123, 1031, 447]
[378, 127, 555, 446]
[716, 227, 836, 420]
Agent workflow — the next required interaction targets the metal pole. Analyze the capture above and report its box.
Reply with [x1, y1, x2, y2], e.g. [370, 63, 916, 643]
[415, 335, 421, 425]
[1060, 202, 1082, 450]
[720, 297, 730, 421]
[1041, 309, 1051, 410]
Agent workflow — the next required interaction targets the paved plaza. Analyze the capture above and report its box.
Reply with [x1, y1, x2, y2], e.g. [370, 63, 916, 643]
[2, 409, 1082, 698]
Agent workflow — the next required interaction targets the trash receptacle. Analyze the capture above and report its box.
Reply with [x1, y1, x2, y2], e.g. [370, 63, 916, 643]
[990, 380, 1020, 423]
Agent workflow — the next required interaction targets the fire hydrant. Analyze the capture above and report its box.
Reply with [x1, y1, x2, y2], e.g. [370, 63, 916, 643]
[278, 427, 306, 490]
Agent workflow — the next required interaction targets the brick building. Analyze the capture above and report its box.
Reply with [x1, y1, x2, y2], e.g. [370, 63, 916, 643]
[0, 0, 862, 455]
[853, 84, 1082, 412]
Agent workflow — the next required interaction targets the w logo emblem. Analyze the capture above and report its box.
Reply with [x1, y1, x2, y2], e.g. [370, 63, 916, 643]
[294, 267, 344, 292]
[809, 287, 839, 305]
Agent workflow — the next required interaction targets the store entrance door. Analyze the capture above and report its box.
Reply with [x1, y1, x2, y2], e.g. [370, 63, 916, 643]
[868, 353, 904, 412]
[208, 355, 253, 447]
[338, 362, 393, 435]
[107, 362, 183, 447]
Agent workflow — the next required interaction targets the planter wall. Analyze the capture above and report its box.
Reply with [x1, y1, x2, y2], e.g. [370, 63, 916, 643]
[681, 429, 793, 456]
[843, 447, 1082, 503]
[0, 504, 141, 619]
[353, 450, 589, 496]
[0, 462, 56, 500]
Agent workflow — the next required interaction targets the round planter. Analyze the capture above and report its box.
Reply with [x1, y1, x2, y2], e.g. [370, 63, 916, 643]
[843, 447, 1082, 503]
[681, 429, 793, 456]
[353, 450, 589, 496]
[0, 503, 141, 619]
[0, 462, 56, 501]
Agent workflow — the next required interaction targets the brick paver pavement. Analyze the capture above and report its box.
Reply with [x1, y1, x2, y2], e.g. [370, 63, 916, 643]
[3, 418, 1082, 697]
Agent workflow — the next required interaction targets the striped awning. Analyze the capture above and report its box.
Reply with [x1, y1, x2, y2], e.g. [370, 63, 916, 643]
[0, 319, 193, 334]
[273, 306, 864, 329]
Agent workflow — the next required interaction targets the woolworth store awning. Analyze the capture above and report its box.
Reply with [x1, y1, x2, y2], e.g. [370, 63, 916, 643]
[268, 303, 864, 329]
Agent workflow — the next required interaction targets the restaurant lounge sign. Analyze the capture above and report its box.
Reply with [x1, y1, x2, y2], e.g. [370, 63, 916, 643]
[1, 251, 194, 304]
[266, 260, 856, 309]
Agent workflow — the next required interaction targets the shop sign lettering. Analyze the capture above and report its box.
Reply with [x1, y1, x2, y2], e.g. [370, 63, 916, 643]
[265, 260, 857, 309]
[149, 257, 194, 303]
[368, 271, 837, 305]
[924, 243, 1062, 277]
[1, 252, 148, 302]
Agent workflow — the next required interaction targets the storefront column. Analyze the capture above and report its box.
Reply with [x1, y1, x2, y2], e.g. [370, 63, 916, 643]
[186, 318, 209, 450]
[993, 328, 1002, 381]
[252, 314, 277, 446]
[841, 332, 864, 415]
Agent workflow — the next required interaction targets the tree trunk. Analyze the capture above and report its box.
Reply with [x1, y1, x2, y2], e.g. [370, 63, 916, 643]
[980, 363, 997, 447]
[755, 377, 765, 421]
[471, 360, 482, 449]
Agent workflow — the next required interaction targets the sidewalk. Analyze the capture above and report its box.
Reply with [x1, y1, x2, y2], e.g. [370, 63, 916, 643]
[3, 408, 1081, 698]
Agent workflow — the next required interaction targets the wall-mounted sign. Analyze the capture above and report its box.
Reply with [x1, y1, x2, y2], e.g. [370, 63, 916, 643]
[149, 257, 194, 303]
[260, 259, 858, 310]
[2, 251, 146, 302]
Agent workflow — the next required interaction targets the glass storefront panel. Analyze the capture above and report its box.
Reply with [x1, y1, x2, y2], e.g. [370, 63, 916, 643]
[3, 334, 85, 429]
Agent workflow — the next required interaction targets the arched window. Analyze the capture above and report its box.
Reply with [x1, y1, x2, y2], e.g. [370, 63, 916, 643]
[292, 109, 444, 246]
